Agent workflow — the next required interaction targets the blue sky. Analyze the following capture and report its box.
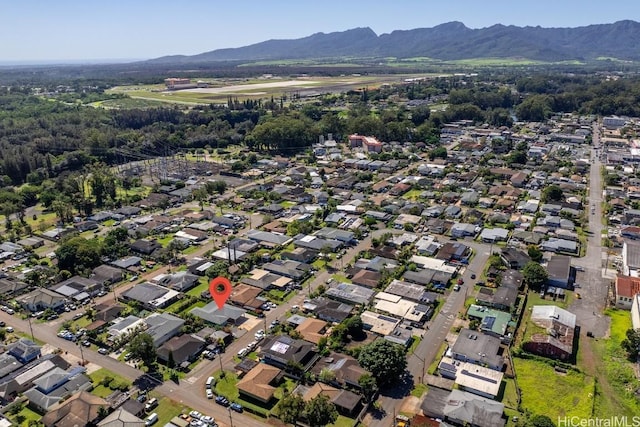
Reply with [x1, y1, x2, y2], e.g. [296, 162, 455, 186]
[2, 0, 639, 63]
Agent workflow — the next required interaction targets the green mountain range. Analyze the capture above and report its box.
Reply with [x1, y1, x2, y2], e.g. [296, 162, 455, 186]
[147, 20, 640, 64]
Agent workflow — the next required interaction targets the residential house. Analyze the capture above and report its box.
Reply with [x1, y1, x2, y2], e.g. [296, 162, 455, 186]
[451, 329, 504, 371]
[91, 265, 123, 286]
[229, 283, 263, 311]
[296, 382, 362, 417]
[546, 255, 573, 289]
[303, 297, 353, 323]
[24, 366, 92, 413]
[500, 248, 530, 270]
[259, 335, 318, 375]
[9, 339, 41, 364]
[121, 282, 179, 310]
[295, 318, 328, 345]
[421, 388, 505, 427]
[129, 239, 161, 256]
[157, 334, 206, 366]
[325, 283, 375, 306]
[523, 305, 576, 360]
[450, 223, 477, 238]
[18, 288, 66, 313]
[310, 353, 369, 390]
[614, 275, 640, 310]
[157, 271, 200, 292]
[190, 302, 246, 326]
[236, 364, 282, 404]
[241, 269, 291, 291]
[144, 313, 185, 348]
[42, 391, 107, 427]
[97, 408, 145, 427]
[50, 276, 101, 302]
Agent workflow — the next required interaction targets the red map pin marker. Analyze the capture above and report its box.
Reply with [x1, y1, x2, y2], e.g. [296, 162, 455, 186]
[209, 276, 232, 309]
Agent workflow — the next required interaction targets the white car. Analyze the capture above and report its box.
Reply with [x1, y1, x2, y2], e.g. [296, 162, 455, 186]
[206, 389, 214, 399]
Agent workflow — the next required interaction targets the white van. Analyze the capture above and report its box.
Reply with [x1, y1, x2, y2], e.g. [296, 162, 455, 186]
[145, 413, 158, 426]
[206, 376, 215, 389]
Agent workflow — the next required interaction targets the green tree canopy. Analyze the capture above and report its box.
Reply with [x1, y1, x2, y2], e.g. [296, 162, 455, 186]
[522, 261, 549, 290]
[541, 184, 564, 203]
[304, 394, 338, 427]
[127, 333, 156, 369]
[621, 328, 640, 360]
[277, 393, 305, 425]
[55, 236, 102, 275]
[357, 339, 407, 386]
[358, 374, 378, 403]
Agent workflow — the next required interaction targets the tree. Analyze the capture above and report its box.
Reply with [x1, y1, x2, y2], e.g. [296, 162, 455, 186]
[304, 394, 338, 427]
[344, 316, 364, 339]
[127, 333, 156, 370]
[55, 236, 102, 275]
[318, 368, 336, 383]
[621, 328, 640, 360]
[527, 415, 556, 427]
[357, 339, 407, 386]
[541, 184, 563, 203]
[278, 393, 305, 425]
[358, 374, 378, 403]
[527, 245, 543, 262]
[522, 261, 549, 291]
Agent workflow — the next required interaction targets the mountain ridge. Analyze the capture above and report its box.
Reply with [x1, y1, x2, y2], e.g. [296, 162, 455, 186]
[146, 21, 640, 64]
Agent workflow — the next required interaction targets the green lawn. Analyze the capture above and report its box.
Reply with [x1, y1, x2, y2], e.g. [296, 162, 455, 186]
[153, 395, 190, 426]
[214, 371, 271, 416]
[329, 415, 357, 427]
[407, 336, 421, 355]
[411, 383, 428, 398]
[402, 189, 423, 201]
[89, 368, 133, 398]
[514, 357, 593, 419]
[427, 341, 448, 374]
[186, 278, 210, 297]
[500, 378, 519, 410]
[590, 309, 640, 416]
[8, 404, 42, 426]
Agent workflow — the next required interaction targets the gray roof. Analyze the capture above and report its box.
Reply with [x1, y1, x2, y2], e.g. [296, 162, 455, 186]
[190, 301, 246, 326]
[443, 389, 505, 427]
[122, 282, 171, 304]
[385, 280, 438, 304]
[111, 256, 142, 269]
[547, 255, 572, 281]
[325, 283, 375, 305]
[98, 408, 145, 427]
[625, 240, 640, 269]
[531, 305, 576, 329]
[246, 229, 291, 246]
[452, 329, 503, 370]
[145, 313, 185, 347]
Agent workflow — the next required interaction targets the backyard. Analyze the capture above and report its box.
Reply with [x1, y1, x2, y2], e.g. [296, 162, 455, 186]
[513, 357, 594, 419]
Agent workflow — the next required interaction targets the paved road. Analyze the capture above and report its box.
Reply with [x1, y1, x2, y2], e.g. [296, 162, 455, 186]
[369, 239, 492, 427]
[569, 122, 610, 337]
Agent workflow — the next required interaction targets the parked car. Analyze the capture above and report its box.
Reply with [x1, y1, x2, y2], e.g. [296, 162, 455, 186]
[206, 389, 214, 399]
[470, 273, 476, 279]
[5, 327, 13, 333]
[453, 284, 461, 292]
[98, 348, 109, 355]
[230, 403, 243, 413]
[215, 396, 229, 406]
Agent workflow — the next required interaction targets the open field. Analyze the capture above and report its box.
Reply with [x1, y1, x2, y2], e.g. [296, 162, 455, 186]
[513, 357, 594, 419]
[590, 309, 640, 416]
[107, 74, 440, 106]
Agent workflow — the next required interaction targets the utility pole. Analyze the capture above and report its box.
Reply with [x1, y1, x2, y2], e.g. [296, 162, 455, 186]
[27, 316, 34, 341]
